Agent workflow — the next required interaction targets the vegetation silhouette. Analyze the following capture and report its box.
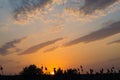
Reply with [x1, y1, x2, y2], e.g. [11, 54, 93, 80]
[0, 65, 3, 76]
[20, 64, 43, 76]
[0, 64, 120, 80]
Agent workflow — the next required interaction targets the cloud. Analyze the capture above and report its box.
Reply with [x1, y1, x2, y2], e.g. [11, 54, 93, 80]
[80, 0, 118, 14]
[20, 38, 63, 55]
[10, 0, 65, 23]
[108, 39, 120, 45]
[0, 37, 26, 56]
[10, 0, 53, 23]
[64, 0, 120, 23]
[43, 46, 58, 53]
[65, 0, 120, 20]
[64, 21, 120, 46]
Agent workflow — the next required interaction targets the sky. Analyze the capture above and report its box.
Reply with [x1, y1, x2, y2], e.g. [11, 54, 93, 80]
[0, 0, 120, 75]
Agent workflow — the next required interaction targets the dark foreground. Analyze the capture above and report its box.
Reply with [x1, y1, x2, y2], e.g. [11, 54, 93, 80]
[1, 64, 120, 80]
[0, 73, 120, 80]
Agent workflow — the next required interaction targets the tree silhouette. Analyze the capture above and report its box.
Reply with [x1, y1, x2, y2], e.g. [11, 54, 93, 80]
[20, 64, 43, 76]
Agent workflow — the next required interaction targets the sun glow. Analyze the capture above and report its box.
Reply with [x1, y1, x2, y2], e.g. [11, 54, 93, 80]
[50, 71, 55, 75]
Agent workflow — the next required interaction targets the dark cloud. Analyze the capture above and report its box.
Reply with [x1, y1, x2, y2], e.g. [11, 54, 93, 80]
[64, 21, 120, 46]
[43, 46, 58, 53]
[0, 37, 26, 55]
[81, 0, 118, 14]
[108, 39, 120, 45]
[20, 38, 63, 55]
[10, 0, 52, 22]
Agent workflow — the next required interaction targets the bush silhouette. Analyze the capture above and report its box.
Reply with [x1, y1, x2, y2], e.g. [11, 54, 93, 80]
[20, 64, 43, 76]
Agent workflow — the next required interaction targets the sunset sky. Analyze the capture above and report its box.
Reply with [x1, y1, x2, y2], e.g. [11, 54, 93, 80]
[0, 0, 120, 74]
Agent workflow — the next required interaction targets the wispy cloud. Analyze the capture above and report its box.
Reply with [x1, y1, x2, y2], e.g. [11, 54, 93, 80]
[43, 46, 58, 53]
[20, 38, 63, 55]
[108, 39, 120, 45]
[0, 37, 26, 56]
[64, 21, 120, 46]
[80, 0, 118, 15]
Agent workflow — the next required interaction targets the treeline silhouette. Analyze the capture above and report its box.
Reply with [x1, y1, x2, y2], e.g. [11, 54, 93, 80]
[0, 64, 120, 80]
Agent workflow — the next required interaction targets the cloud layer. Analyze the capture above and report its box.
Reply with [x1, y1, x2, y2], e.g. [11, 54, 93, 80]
[11, 0, 53, 23]
[10, 0, 65, 23]
[44, 46, 58, 53]
[10, 0, 120, 24]
[67, 0, 119, 16]
[64, 21, 120, 46]
[0, 37, 26, 55]
[20, 38, 63, 55]
[80, 0, 118, 14]
[108, 39, 120, 45]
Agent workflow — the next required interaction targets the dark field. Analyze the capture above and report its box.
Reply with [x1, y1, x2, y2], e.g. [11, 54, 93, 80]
[0, 74, 120, 80]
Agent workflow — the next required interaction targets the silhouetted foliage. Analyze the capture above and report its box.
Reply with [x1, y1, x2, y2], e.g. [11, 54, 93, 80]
[80, 65, 84, 73]
[45, 67, 47, 71]
[54, 67, 56, 74]
[55, 68, 63, 75]
[89, 69, 94, 74]
[100, 68, 104, 74]
[107, 69, 110, 74]
[0, 64, 120, 80]
[20, 64, 43, 76]
[0, 65, 3, 75]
